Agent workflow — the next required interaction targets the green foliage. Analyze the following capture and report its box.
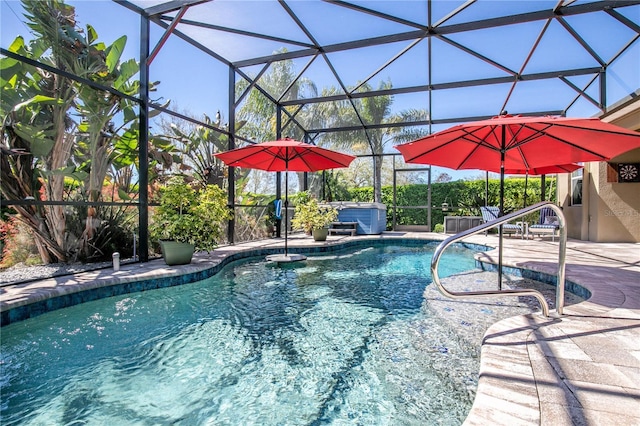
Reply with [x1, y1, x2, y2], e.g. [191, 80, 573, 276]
[291, 191, 338, 233]
[349, 177, 556, 231]
[1, 0, 154, 263]
[158, 113, 248, 188]
[322, 169, 351, 202]
[62, 195, 139, 263]
[433, 223, 444, 233]
[150, 179, 232, 252]
[0, 217, 40, 268]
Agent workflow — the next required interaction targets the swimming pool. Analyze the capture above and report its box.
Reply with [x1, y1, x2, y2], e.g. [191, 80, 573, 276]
[0, 243, 548, 425]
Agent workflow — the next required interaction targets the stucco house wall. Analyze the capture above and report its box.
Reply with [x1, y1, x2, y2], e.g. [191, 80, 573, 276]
[590, 149, 640, 242]
[557, 96, 640, 243]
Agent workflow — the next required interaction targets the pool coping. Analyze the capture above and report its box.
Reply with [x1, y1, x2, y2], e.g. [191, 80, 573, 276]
[1, 236, 490, 325]
[1, 232, 639, 425]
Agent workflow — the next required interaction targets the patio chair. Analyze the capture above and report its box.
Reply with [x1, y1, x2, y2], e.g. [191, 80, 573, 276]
[480, 206, 522, 237]
[529, 207, 560, 241]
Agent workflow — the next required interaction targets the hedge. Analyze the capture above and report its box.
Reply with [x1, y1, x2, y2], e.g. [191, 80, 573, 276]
[348, 177, 556, 231]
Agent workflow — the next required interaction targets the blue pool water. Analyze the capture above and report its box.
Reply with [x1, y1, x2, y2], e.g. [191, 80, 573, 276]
[1, 244, 480, 425]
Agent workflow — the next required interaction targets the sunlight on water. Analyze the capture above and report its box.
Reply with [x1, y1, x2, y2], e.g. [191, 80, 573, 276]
[1, 244, 482, 425]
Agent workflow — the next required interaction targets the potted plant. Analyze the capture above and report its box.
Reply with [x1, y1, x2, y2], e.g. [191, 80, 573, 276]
[150, 178, 232, 265]
[291, 192, 338, 242]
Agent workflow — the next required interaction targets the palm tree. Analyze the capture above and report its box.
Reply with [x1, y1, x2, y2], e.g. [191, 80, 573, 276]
[236, 53, 318, 144]
[235, 55, 319, 193]
[320, 80, 429, 203]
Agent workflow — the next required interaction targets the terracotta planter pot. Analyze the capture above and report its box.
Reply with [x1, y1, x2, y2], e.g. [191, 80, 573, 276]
[159, 240, 195, 265]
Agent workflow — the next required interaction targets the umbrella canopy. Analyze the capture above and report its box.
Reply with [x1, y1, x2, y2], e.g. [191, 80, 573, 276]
[395, 114, 640, 172]
[395, 114, 640, 287]
[395, 114, 640, 215]
[500, 163, 583, 176]
[214, 138, 356, 260]
[214, 138, 356, 172]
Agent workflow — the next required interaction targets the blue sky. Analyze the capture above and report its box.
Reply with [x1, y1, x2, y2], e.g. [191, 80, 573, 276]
[2, 0, 639, 181]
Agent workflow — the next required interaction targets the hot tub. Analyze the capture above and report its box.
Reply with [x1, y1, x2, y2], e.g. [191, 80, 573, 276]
[327, 202, 387, 235]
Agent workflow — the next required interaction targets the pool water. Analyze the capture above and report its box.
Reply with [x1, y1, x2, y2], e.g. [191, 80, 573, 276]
[1, 244, 483, 425]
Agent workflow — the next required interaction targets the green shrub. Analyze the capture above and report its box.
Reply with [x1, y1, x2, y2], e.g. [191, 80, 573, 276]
[150, 178, 232, 252]
[349, 177, 556, 229]
[0, 218, 41, 268]
[291, 191, 338, 233]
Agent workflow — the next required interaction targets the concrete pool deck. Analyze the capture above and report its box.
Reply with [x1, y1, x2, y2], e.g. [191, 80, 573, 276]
[1, 232, 639, 425]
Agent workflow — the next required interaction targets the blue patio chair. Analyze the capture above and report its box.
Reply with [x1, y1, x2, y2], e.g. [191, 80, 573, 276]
[529, 207, 560, 241]
[480, 206, 522, 237]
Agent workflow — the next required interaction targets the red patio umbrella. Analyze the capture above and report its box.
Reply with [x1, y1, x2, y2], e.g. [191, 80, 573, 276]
[395, 114, 640, 285]
[501, 163, 583, 176]
[395, 114, 640, 215]
[498, 163, 583, 208]
[214, 138, 356, 259]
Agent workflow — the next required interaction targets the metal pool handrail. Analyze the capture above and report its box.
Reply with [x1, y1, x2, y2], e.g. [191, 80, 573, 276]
[431, 201, 567, 317]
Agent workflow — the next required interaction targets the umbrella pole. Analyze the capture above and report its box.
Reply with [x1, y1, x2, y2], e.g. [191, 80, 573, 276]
[485, 172, 489, 207]
[498, 135, 506, 291]
[498, 181, 504, 290]
[284, 170, 289, 256]
[523, 173, 528, 208]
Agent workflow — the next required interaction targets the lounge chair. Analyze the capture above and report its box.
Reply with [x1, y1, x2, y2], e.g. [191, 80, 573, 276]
[529, 207, 560, 241]
[480, 206, 523, 237]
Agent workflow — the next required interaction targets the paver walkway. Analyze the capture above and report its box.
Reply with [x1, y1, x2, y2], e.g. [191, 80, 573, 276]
[464, 236, 640, 425]
[1, 232, 639, 425]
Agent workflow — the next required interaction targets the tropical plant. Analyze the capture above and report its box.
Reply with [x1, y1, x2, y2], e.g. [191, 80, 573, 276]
[159, 110, 250, 188]
[1, 0, 157, 263]
[291, 191, 338, 234]
[149, 178, 232, 252]
[0, 0, 81, 263]
[72, 37, 149, 258]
